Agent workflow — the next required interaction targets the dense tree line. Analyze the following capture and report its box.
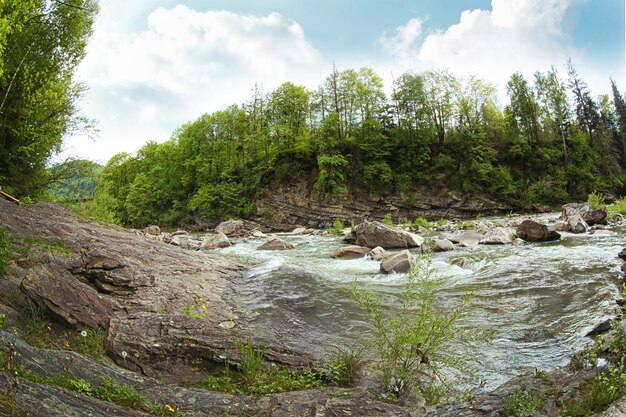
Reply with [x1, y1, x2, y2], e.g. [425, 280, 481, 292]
[95, 63, 626, 226]
[0, 0, 98, 197]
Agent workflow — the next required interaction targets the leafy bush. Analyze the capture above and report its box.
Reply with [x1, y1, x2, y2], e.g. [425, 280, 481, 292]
[608, 196, 626, 215]
[503, 390, 543, 417]
[587, 191, 606, 209]
[382, 213, 394, 226]
[328, 219, 345, 235]
[324, 347, 364, 385]
[350, 257, 492, 400]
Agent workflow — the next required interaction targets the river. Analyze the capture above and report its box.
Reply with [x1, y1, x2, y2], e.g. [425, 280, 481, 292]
[217, 214, 624, 390]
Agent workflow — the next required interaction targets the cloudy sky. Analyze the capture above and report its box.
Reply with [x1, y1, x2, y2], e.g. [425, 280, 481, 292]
[65, 0, 625, 163]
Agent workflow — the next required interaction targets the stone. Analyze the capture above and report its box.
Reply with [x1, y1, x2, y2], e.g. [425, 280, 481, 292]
[448, 230, 484, 246]
[567, 213, 589, 234]
[332, 245, 371, 260]
[171, 230, 189, 236]
[354, 220, 424, 249]
[143, 225, 160, 236]
[292, 227, 309, 235]
[200, 232, 232, 250]
[516, 220, 561, 242]
[216, 219, 249, 237]
[449, 258, 466, 267]
[367, 246, 386, 261]
[20, 265, 118, 329]
[562, 202, 606, 229]
[431, 238, 454, 252]
[380, 250, 413, 274]
[256, 236, 295, 251]
[586, 319, 613, 336]
[479, 227, 517, 245]
[618, 248, 626, 260]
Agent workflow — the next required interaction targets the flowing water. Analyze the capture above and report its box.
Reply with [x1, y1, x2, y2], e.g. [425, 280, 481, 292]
[216, 214, 624, 390]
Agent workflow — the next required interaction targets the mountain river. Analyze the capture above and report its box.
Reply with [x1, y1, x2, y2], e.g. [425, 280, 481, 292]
[216, 213, 624, 390]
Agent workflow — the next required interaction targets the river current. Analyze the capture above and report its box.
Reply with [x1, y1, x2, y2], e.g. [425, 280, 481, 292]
[216, 214, 624, 390]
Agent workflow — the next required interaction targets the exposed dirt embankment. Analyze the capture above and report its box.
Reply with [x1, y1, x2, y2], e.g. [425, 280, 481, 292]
[254, 178, 515, 231]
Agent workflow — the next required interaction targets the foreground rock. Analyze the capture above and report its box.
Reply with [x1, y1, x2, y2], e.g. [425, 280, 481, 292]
[516, 220, 561, 242]
[448, 230, 483, 246]
[354, 220, 424, 249]
[431, 237, 455, 252]
[331, 245, 371, 259]
[256, 236, 295, 250]
[380, 250, 413, 274]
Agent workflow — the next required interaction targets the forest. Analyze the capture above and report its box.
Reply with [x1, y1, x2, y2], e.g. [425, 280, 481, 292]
[0, 1, 624, 228]
[85, 64, 626, 227]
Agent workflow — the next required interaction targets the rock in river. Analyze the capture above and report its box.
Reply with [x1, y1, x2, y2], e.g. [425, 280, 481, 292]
[516, 220, 560, 242]
[332, 245, 371, 259]
[380, 250, 413, 274]
[257, 236, 295, 251]
[354, 220, 423, 249]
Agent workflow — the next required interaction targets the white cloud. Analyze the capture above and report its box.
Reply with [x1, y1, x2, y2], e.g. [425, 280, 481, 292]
[379, 0, 592, 101]
[68, 4, 321, 163]
[379, 18, 423, 58]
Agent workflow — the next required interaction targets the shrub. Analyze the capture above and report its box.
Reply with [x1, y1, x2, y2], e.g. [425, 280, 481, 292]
[0, 227, 10, 276]
[587, 191, 606, 209]
[328, 219, 345, 235]
[350, 257, 492, 400]
[608, 196, 626, 215]
[324, 347, 364, 385]
[503, 389, 543, 417]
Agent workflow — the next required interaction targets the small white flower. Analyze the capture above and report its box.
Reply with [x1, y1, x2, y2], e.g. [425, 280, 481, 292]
[80, 330, 87, 337]
[121, 351, 128, 358]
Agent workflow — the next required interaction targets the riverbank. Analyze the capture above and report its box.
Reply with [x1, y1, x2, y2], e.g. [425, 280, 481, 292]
[0, 199, 625, 416]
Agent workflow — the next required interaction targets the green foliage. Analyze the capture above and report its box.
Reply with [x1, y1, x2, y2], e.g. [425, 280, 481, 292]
[587, 191, 606, 209]
[89, 64, 626, 228]
[382, 213, 394, 226]
[350, 257, 491, 399]
[236, 340, 266, 381]
[503, 390, 543, 417]
[412, 216, 430, 230]
[0, 227, 10, 275]
[328, 219, 345, 235]
[558, 361, 626, 417]
[0, 0, 98, 198]
[0, 313, 7, 330]
[73, 328, 106, 361]
[181, 297, 209, 319]
[324, 347, 364, 385]
[314, 154, 348, 198]
[608, 196, 626, 215]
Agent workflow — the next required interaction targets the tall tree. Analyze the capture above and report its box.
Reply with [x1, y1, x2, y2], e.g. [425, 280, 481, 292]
[567, 60, 600, 146]
[611, 79, 626, 159]
[0, 0, 98, 197]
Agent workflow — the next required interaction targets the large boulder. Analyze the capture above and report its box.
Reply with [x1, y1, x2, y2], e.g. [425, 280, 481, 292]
[562, 202, 607, 228]
[479, 227, 516, 245]
[354, 220, 424, 249]
[332, 246, 371, 260]
[380, 250, 413, 274]
[448, 230, 484, 246]
[216, 219, 250, 237]
[200, 232, 232, 250]
[516, 220, 561, 242]
[431, 237, 455, 252]
[257, 236, 295, 251]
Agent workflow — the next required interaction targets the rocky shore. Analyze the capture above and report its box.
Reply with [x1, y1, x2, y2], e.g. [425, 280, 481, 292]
[0, 198, 625, 416]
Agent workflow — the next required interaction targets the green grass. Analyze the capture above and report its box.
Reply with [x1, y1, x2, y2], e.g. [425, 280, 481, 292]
[328, 219, 345, 235]
[608, 196, 626, 215]
[503, 389, 543, 417]
[0, 228, 10, 275]
[558, 362, 626, 417]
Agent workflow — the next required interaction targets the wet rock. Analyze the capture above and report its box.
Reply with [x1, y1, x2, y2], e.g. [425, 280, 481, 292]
[618, 248, 626, 260]
[431, 237, 454, 252]
[448, 230, 483, 246]
[354, 220, 423, 249]
[562, 202, 607, 227]
[449, 258, 466, 267]
[200, 232, 231, 250]
[292, 227, 315, 235]
[567, 213, 589, 234]
[367, 246, 386, 261]
[380, 250, 413, 274]
[257, 236, 295, 251]
[216, 219, 250, 237]
[586, 319, 613, 336]
[20, 265, 119, 329]
[479, 227, 516, 245]
[516, 220, 561, 242]
[331, 245, 371, 259]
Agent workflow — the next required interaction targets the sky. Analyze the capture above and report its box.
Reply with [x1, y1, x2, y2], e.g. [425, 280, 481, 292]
[63, 0, 625, 164]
